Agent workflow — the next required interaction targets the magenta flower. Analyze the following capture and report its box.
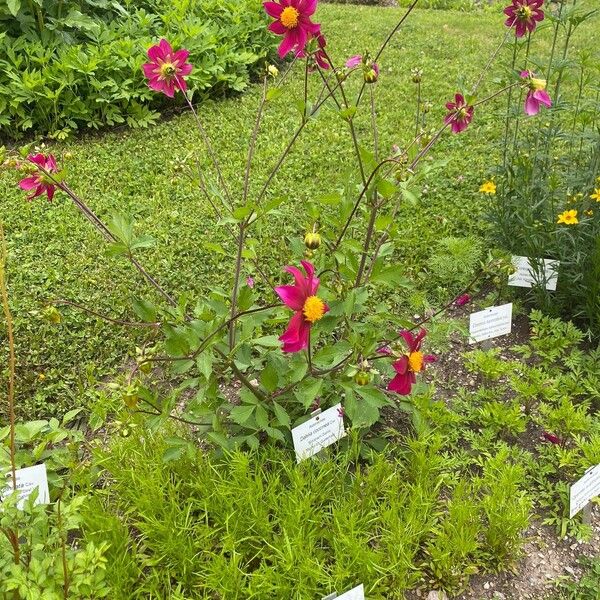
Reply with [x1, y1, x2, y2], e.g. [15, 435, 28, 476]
[377, 345, 392, 355]
[345, 55, 363, 69]
[263, 0, 321, 59]
[388, 329, 436, 396]
[19, 154, 59, 201]
[520, 71, 552, 116]
[444, 94, 474, 134]
[454, 293, 471, 307]
[275, 260, 329, 353]
[296, 34, 330, 70]
[504, 0, 544, 38]
[142, 39, 193, 98]
[246, 277, 255, 288]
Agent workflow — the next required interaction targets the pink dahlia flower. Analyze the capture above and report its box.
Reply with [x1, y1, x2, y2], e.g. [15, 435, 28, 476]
[444, 93, 474, 134]
[520, 71, 552, 116]
[504, 0, 544, 38]
[264, 0, 321, 59]
[19, 154, 59, 201]
[296, 34, 329, 70]
[388, 329, 436, 396]
[142, 39, 193, 98]
[542, 431, 561, 445]
[275, 260, 329, 353]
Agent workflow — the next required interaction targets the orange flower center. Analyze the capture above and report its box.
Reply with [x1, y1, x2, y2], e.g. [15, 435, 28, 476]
[280, 6, 300, 29]
[303, 296, 325, 323]
[408, 351, 424, 373]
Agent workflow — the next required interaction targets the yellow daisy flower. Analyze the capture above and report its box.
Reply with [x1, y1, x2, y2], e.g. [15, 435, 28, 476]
[557, 209, 578, 225]
[590, 188, 600, 202]
[479, 181, 496, 194]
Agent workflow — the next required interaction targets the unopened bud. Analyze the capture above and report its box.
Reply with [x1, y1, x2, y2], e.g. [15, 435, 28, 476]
[354, 371, 371, 386]
[304, 232, 321, 250]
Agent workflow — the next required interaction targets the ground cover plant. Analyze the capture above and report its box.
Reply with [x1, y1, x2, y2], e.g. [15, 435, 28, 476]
[0, 0, 276, 138]
[1, 0, 599, 598]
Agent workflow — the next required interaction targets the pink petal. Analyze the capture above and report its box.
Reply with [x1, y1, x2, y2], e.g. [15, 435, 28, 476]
[524, 93, 539, 116]
[269, 21, 287, 35]
[28, 153, 46, 167]
[172, 49, 190, 65]
[279, 312, 310, 353]
[399, 330, 416, 351]
[278, 31, 298, 59]
[393, 355, 409, 375]
[346, 55, 362, 68]
[19, 176, 39, 191]
[263, 1, 284, 18]
[178, 63, 193, 76]
[158, 38, 173, 57]
[533, 89, 552, 108]
[299, 0, 317, 15]
[388, 372, 413, 395]
[275, 285, 305, 311]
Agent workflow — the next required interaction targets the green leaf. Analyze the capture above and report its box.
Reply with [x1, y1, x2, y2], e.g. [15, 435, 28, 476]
[294, 378, 323, 409]
[316, 193, 342, 205]
[339, 106, 357, 121]
[132, 299, 157, 322]
[254, 335, 281, 348]
[254, 405, 269, 429]
[62, 408, 84, 426]
[355, 386, 393, 408]
[376, 179, 398, 199]
[232, 205, 254, 221]
[130, 235, 156, 251]
[273, 402, 291, 428]
[266, 88, 283, 102]
[259, 363, 279, 393]
[7, 0, 21, 17]
[344, 389, 380, 428]
[229, 404, 255, 425]
[196, 351, 214, 381]
[202, 242, 226, 255]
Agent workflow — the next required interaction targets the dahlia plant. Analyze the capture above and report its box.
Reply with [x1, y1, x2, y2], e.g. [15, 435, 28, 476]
[12, 0, 554, 451]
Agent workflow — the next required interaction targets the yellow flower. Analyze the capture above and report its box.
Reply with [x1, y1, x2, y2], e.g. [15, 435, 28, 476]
[479, 181, 496, 194]
[557, 209, 578, 225]
[585, 209, 594, 217]
[590, 188, 600, 202]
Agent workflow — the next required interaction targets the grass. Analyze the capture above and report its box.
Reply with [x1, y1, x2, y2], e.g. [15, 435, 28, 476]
[0, 3, 596, 417]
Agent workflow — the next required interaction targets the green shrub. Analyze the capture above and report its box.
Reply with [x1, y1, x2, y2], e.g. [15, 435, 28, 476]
[0, 0, 276, 138]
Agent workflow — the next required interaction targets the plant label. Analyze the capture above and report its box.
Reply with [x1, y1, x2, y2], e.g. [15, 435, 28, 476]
[569, 464, 600, 519]
[508, 256, 559, 291]
[338, 585, 365, 599]
[469, 303, 513, 344]
[292, 403, 346, 463]
[1, 464, 50, 509]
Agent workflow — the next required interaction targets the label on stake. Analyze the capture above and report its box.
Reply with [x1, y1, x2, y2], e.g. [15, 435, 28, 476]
[292, 403, 345, 463]
[570, 464, 600, 519]
[469, 303, 513, 344]
[1, 464, 50, 508]
[508, 256, 559, 291]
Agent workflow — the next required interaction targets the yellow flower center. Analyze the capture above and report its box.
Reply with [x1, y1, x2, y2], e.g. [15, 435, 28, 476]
[159, 62, 176, 78]
[408, 351, 424, 373]
[517, 5, 533, 19]
[280, 6, 300, 29]
[303, 296, 325, 323]
[531, 78, 546, 91]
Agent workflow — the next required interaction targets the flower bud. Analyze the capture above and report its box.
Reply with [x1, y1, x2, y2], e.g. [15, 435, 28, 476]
[268, 64, 279, 78]
[411, 68, 423, 84]
[364, 67, 379, 84]
[123, 392, 139, 409]
[354, 371, 371, 386]
[304, 232, 321, 250]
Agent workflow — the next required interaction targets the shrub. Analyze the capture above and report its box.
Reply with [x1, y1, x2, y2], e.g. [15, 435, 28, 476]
[0, 0, 276, 138]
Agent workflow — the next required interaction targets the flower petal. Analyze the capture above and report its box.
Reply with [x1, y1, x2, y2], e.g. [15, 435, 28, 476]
[275, 285, 305, 311]
[263, 1, 284, 18]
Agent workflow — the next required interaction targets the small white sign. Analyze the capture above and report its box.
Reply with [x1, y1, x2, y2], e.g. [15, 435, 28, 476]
[1, 464, 50, 509]
[337, 585, 365, 600]
[570, 464, 600, 519]
[292, 404, 346, 463]
[469, 303, 513, 344]
[508, 256, 559, 291]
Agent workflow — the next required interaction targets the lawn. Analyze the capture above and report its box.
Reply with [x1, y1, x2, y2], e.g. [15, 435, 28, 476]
[0, 2, 595, 420]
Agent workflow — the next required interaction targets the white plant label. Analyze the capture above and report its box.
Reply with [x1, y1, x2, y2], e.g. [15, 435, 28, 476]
[1, 464, 50, 509]
[508, 256, 559, 291]
[469, 303, 513, 344]
[337, 585, 365, 600]
[292, 403, 346, 463]
[570, 464, 600, 519]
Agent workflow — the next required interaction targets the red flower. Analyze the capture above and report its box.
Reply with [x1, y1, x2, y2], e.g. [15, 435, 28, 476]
[388, 329, 436, 396]
[19, 154, 59, 201]
[542, 431, 561, 445]
[444, 94, 474, 134]
[142, 39, 193, 98]
[504, 0, 544, 38]
[275, 260, 329, 353]
[263, 0, 321, 59]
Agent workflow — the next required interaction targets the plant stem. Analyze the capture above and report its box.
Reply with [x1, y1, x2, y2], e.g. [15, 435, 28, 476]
[214, 346, 266, 402]
[51, 299, 160, 328]
[503, 37, 519, 168]
[243, 77, 268, 204]
[228, 223, 246, 350]
[0, 225, 16, 488]
[56, 495, 70, 599]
